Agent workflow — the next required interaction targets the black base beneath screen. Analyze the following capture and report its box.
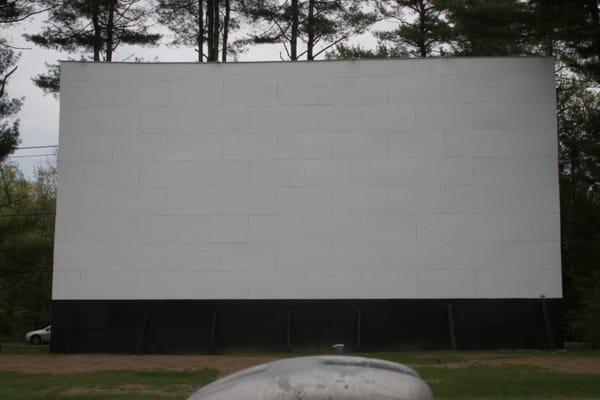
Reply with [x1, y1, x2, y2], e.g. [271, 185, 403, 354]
[50, 298, 563, 353]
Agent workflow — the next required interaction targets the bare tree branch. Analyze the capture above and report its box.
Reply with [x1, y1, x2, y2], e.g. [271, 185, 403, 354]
[0, 6, 56, 24]
[312, 34, 349, 58]
[0, 65, 18, 99]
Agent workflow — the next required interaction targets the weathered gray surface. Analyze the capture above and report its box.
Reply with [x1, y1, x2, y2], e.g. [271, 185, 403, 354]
[55, 58, 561, 302]
[187, 355, 434, 400]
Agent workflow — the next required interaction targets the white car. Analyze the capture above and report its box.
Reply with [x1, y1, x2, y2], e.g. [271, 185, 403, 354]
[24, 325, 51, 345]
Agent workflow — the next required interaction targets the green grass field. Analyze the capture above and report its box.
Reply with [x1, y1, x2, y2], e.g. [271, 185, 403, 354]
[0, 370, 217, 400]
[1, 349, 599, 399]
[423, 365, 600, 399]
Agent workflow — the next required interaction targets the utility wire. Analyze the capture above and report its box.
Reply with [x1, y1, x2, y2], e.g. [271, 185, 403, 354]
[1, 269, 53, 274]
[0, 212, 56, 218]
[8, 153, 57, 159]
[15, 145, 58, 150]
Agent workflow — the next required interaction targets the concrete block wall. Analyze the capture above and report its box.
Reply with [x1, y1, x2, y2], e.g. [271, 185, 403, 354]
[53, 58, 561, 300]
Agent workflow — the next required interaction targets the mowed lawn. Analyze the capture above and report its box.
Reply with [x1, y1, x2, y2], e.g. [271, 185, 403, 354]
[1, 347, 600, 399]
[0, 369, 217, 400]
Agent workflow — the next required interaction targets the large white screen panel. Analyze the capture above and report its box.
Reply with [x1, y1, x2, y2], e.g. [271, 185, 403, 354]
[53, 58, 562, 300]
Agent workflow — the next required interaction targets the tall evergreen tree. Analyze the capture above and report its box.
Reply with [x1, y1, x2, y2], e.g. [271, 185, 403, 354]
[0, 46, 21, 163]
[240, 0, 375, 60]
[0, 0, 55, 24]
[519, 0, 570, 57]
[374, 0, 451, 57]
[558, 0, 600, 84]
[0, 162, 56, 336]
[26, 0, 161, 93]
[0, 1, 56, 160]
[328, 42, 406, 59]
[558, 81, 600, 321]
[156, 0, 245, 62]
[441, 0, 528, 56]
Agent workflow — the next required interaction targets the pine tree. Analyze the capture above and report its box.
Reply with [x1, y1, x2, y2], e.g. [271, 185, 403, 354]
[26, 0, 161, 93]
[374, 0, 452, 57]
[558, 81, 600, 325]
[0, 0, 55, 24]
[440, 0, 527, 56]
[328, 43, 406, 59]
[0, 46, 21, 163]
[156, 0, 245, 62]
[240, 0, 375, 61]
[0, 162, 56, 335]
[558, 0, 600, 84]
[0, 1, 54, 160]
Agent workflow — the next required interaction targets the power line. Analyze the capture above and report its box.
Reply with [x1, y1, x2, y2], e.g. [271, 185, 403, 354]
[8, 153, 57, 159]
[15, 145, 58, 150]
[0, 213, 56, 218]
[1, 269, 53, 274]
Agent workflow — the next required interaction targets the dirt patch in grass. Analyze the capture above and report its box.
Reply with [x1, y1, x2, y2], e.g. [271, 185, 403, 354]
[1, 352, 600, 377]
[62, 383, 194, 397]
[0, 354, 276, 377]
[480, 356, 600, 375]
[417, 354, 600, 375]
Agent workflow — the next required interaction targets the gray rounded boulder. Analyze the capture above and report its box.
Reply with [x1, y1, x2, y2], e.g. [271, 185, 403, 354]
[188, 355, 434, 400]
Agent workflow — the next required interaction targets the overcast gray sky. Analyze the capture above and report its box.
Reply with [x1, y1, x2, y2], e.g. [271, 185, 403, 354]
[4, 11, 382, 178]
